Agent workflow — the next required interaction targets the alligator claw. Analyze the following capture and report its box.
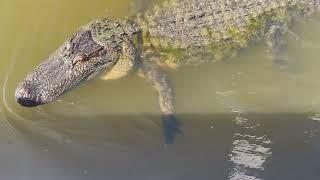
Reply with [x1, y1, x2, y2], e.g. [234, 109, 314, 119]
[273, 57, 290, 71]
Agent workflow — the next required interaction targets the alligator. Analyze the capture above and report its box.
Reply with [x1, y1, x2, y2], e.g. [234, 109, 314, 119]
[15, 0, 320, 143]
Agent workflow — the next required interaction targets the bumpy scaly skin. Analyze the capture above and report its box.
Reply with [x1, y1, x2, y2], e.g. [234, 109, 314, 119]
[15, 0, 320, 143]
[138, 0, 320, 66]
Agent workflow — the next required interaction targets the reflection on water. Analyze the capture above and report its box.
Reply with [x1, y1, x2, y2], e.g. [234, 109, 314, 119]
[1, 0, 320, 179]
[214, 86, 272, 180]
[228, 116, 272, 180]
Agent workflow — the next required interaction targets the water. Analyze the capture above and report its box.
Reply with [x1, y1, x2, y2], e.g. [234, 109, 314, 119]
[1, 0, 320, 179]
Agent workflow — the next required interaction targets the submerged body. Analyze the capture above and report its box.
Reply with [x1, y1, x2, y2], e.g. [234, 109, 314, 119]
[15, 0, 320, 142]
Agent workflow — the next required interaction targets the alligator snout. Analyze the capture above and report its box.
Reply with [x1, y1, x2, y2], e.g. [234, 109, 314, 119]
[15, 82, 42, 107]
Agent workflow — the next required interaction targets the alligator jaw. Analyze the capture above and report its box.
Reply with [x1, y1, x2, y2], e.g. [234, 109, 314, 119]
[15, 25, 121, 107]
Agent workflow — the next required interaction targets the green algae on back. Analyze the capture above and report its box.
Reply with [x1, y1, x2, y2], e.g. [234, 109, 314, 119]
[136, 0, 320, 67]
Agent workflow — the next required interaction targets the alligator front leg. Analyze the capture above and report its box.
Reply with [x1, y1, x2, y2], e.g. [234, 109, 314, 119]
[139, 62, 180, 144]
[265, 22, 290, 71]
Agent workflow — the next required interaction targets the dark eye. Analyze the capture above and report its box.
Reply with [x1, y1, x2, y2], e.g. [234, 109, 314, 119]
[72, 53, 88, 66]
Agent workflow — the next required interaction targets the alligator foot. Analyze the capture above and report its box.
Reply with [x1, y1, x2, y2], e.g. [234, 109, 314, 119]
[272, 55, 291, 72]
[139, 61, 181, 144]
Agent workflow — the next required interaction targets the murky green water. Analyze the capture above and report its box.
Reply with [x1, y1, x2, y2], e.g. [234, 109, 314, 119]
[1, 0, 320, 179]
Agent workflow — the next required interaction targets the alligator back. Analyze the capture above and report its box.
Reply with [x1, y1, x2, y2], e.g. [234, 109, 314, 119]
[137, 0, 320, 66]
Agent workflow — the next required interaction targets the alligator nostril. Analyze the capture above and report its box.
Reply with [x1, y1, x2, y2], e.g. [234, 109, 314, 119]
[16, 97, 39, 107]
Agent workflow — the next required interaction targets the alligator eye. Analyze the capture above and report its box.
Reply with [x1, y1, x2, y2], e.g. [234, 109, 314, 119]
[98, 48, 107, 56]
[72, 53, 88, 66]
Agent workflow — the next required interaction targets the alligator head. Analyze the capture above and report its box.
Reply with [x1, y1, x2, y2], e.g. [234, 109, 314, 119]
[15, 18, 140, 107]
